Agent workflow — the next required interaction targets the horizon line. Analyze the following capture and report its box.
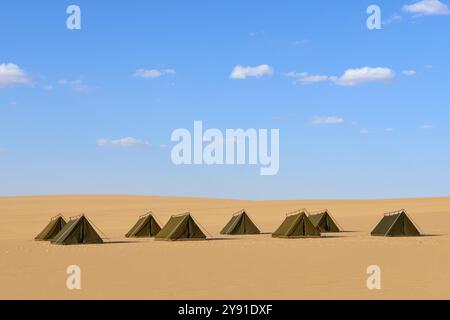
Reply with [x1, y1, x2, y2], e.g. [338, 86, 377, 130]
[1, 193, 449, 202]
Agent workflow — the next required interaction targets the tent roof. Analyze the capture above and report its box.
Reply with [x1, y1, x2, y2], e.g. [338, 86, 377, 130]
[126, 212, 162, 238]
[155, 213, 207, 241]
[286, 209, 309, 217]
[272, 211, 321, 238]
[372, 212, 401, 236]
[51, 215, 104, 245]
[50, 214, 65, 221]
[308, 211, 326, 226]
[232, 209, 246, 217]
[139, 211, 154, 218]
[35, 215, 67, 241]
[371, 210, 421, 237]
[308, 209, 342, 232]
[221, 210, 261, 235]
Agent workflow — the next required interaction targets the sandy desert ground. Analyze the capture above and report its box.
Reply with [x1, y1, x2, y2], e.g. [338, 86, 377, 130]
[0, 195, 449, 300]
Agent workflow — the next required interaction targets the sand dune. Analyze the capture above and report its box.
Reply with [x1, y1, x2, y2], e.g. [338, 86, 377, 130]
[0, 195, 449, 299]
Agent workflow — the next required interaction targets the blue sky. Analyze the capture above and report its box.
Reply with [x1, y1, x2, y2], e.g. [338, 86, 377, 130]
[1, 0, 449, 199]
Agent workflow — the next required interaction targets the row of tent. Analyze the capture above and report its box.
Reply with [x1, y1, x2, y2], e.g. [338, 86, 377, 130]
[35, 209, 422, 245]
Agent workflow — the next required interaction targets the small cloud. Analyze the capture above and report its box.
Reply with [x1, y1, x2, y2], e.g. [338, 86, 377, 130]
[425, 64, 433, 69]
[334, 67, 396, 86]
[273, 112, 296, 121]
[43, 85, 54, 91]
[133, 68, 176, 79]
[229, 64, 273, 79]
[249, 30, 266, 37]
[419, 124, 434, 130]
[403, 0, 450, 16]
[312, 116, 345, 125]
[97, 137, 151, 148]
[8, 101, 17, 107]
[58, 79, 92, 93]
[385, 128, 395, 132]
[292, 39, 310, 46]
[286, 67, 395, 86]
[285, 72, 331, 85]
[402, 69, 417, 76]
[0, 63, 32, 87]
[360, 129, 370, 134]
[383, 13, 403, 25]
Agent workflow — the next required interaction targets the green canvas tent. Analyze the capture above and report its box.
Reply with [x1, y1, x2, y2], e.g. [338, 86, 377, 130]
[371, 210, 421, 237]
[220, 210, 261, 235]
[272, 210, 321, 238]
[51, 214, 104, 245]
[308, 210, 342, 233]
[125, 212, 162, 238]
[35, 214, 67, 241]
[155, 213, 207, 241]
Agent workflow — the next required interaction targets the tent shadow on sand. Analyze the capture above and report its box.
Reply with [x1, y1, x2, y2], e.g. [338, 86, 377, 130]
[318, 235, 347, 239]
[206, 237, 243, 241]
[105, 240, 142, 244]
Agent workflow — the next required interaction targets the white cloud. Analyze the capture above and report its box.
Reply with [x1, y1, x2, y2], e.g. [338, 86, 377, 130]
[249, 30, 266, 37]
[402, 69, 417, 76]
[385, 128, 395, 132]
[360, 129, 370, 134]
[58, 79, 92, 93]
[286, 67, 395, 86]
[334, 67, 396, 86]
[97, 137, 151, 148]
[419, 124, 434, 129]
[312, 116, 345, 125]
[229, 64, 273, 79]
[0, 63, 32, 87]
[292, 39, 310, 46]
[273, 112, 296, 121]
[403, 0, 450, 16]
[134, 68, 176, 79]
[383, 13, 403, 25]
[285, 72, 332, 85]
[9, 101, 17, 107]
